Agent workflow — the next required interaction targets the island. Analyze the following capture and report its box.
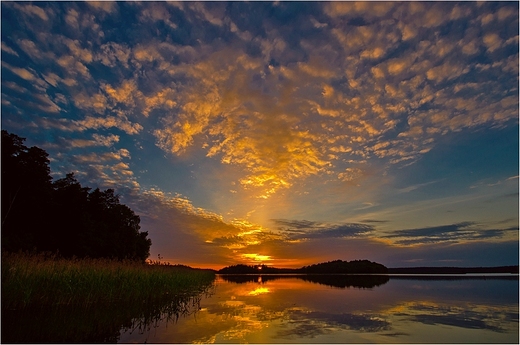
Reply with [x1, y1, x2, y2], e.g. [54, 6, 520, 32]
[218, 259, 519, 275]
[218, 259, 388, 274]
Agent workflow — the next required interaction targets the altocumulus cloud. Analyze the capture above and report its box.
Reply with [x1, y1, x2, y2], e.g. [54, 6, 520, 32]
[2, 2, 517, 199]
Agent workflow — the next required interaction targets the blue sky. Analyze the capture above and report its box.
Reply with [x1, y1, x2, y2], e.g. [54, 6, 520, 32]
[1, 1, 518, 268]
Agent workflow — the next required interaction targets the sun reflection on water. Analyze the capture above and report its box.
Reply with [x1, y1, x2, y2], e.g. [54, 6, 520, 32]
[248, 287, 270, 296]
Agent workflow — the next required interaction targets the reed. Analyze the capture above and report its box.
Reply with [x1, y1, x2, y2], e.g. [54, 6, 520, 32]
[2, 251, 215, 310]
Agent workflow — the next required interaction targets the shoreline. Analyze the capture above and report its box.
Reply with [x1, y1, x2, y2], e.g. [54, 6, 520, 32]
[216, 272, 519, 277]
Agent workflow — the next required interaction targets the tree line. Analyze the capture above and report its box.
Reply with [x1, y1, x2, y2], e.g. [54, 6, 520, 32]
[301, 259, 388, 274]
[1, 130, 151, 261]
[218, 259, 388, 274]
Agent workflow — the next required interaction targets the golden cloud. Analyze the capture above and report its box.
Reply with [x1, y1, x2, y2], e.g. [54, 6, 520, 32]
[7, 2, 517, 203]
[150, 40, 438, 199]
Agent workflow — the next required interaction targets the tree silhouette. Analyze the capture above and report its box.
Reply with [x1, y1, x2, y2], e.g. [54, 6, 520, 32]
[85, 187, 151, 260]
[301, 259, 388, 274]
[1, 130, 53, 251]
[218, 260, 388, 274]
[51, 173, 92, 256]
[1, 130, 151, 261]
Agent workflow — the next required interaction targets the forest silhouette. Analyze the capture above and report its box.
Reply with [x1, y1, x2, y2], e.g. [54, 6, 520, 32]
[218, 260, 518, 275]
[218, 259, 389, 274]
[1, 130, 151, 261]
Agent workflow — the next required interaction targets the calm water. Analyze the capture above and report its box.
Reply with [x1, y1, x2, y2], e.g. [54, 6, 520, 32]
[118, 274, 519, 344]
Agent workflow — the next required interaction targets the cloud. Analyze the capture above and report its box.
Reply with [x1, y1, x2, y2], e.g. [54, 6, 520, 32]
[338, 168, 365, 183]
[65, 8, 80, 30]
[3, 2, 517, 200]
[56, 54, 90, 78]
[278, 310, 390, 338]
[2, 62, 37, 81]
[361, 219, 390, 224]
[138, 2, 177, 30]
[96, 42, 131, 68]
[396, 180, 442, 194]
[272, 219, 374, 240]
[324, 2, 394, 19]
[1, 42, 19, 56]
[400, 303, 508, 332]
[61, 134, 120, 148]
[61, 36, 93, 64]
[483, 33, 503, 53]
[383, 222, 518, 246]
[186, 2, 226, 27]
[32, 94, 61, 113]
[203, 218, 284, 252]
[92, 134, 119, 147]
[153, 50, 334, 198]
[74, 115, 143, 135]
[72, 150, 131, 164]
[86, 1, 117, 14]
[13, 3, 49, 21]
[102, 80, 140, 105]
[117, 187, 268, 266]
[43, 139, 141, 197]
[16, 38, 55, 62]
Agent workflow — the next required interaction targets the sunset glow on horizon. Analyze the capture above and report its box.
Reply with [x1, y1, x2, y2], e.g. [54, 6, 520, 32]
[1, 1, 518, 269]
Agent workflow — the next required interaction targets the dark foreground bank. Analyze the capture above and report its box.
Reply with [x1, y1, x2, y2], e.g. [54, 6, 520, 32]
[2, 252, 216, 343]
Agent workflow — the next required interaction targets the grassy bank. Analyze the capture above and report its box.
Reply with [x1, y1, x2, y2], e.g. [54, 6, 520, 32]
[2, 252, 216, 310]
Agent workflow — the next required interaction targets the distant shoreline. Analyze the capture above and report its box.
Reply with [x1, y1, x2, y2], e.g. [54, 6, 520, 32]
[217, 265, 519, 275]
[217, 272, 519, 276]
[387, 266, 519, 274]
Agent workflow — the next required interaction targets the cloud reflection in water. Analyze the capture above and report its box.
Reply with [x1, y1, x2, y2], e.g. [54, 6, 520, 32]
[276, 309, 391, 339]
[118, 275, 519, 343]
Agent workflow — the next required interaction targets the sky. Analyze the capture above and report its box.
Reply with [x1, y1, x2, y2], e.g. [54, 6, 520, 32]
[1, 1, 518, 269]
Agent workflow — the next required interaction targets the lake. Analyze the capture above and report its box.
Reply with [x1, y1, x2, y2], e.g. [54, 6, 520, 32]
[118, 274, 518, 344]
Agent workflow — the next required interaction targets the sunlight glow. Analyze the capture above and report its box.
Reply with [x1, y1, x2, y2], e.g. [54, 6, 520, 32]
[248, 287, 270, 296]
[242, 253, 272, 262]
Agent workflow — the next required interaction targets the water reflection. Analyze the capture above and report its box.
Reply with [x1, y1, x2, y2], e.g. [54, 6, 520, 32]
[119, 289, 214, 338]
[248, 286, 270, 295]
[389, 275, 519, 281]
[301, 274, 389, 288]
[2, 285, 214, 343]
[12, 274, 514, 343]
[220, 273, 390, 288]
[117, 274, 518, 343]
[276, 309, 392, 339]
[400, 303, 505, 332]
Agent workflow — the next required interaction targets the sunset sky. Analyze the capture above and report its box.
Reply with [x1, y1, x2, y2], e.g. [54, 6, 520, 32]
[2, 1, 518, 269]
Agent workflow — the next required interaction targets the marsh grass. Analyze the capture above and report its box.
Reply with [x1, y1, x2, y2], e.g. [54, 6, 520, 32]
[2, 252, 216, 342]
[2, 251, 215, 310]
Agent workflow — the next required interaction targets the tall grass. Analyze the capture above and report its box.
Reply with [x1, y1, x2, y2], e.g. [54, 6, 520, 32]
[2, 251, 216, 310]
